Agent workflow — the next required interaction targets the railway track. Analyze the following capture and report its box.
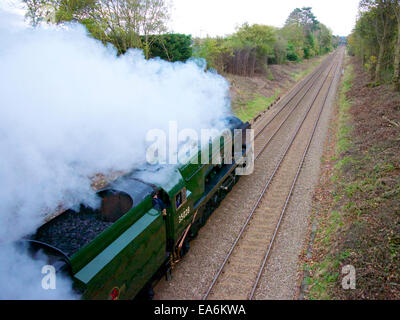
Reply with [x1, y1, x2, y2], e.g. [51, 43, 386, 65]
[153, 48, 344, 300]
[251, 52, 335, 140]
[202, 48, 344, 300]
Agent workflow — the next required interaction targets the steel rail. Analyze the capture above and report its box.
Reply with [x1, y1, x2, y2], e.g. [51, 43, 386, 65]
[249, 50, 343, 300]
[254, 54, 337, 161]
[202, 50, 341, 301]
[252, 53, 336, 142]
[252, 52, 339, 161]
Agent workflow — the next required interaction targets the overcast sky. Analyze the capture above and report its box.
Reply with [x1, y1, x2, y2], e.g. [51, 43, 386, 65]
[1, 0, 360, 37]
[169, 0, 360, 37]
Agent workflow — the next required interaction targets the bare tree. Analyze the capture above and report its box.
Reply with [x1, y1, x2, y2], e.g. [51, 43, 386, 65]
[81, 0, 170, 55]
[360, 0, 394, 81]
[139, 0, 170, 58]
[21, 0, 170, 55]
[392, 1, 400, 89]
[22, 0, 49, 26]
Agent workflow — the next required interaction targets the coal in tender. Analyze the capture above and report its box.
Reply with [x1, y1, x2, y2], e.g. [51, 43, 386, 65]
[34, 206, 113, 257]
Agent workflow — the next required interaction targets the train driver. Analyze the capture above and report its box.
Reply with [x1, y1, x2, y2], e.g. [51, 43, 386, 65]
[153, 192, 167, 217]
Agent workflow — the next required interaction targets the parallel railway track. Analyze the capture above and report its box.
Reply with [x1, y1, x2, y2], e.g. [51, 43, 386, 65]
[252, 52, 335, 140]
[203, 48, 344, 300]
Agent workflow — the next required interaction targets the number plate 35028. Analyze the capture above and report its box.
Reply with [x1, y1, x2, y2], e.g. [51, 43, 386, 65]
[178, 207, 191, 224]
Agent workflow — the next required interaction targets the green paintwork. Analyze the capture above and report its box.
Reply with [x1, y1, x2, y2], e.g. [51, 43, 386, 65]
[75, 209, 160, 284]
[62, 122, 247, 299]
[74, 208, 165, 300]
[70, 196, 154, 273]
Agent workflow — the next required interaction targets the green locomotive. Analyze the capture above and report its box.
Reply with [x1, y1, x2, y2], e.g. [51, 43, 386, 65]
[25, 117, 250, 300]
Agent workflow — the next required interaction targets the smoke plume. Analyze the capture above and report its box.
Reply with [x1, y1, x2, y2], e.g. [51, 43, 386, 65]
[0, 10, 231, 299]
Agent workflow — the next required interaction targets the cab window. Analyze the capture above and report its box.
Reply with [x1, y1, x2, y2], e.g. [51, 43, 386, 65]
[175, 188, 187, 210]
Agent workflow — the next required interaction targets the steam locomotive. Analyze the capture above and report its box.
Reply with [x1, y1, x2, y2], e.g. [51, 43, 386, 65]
[24, 116, 250, 300]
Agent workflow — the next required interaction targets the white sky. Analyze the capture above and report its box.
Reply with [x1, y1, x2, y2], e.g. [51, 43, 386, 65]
[169, 0, 360, 37]
[1, 0, 360, 37]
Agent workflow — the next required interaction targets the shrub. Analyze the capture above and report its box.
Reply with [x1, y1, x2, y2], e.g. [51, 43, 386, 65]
[287, 43, 300, 61]
[145, 34, 193, 62]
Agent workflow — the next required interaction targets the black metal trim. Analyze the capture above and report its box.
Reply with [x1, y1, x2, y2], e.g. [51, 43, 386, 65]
[24, 239, 71, 266]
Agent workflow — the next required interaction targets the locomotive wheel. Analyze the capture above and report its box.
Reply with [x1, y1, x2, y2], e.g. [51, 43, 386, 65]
[212, 193, 219, 205]
[148, 287, 155, 300]
[212, 191, 222, 208]
[205, 202, 213, 220]
[199, 213, 207, 227]
[136, 283, 155, 301]
[179, 240, 190, 258]
[189, 225, 199, 240]
[234, 174, 241, 185]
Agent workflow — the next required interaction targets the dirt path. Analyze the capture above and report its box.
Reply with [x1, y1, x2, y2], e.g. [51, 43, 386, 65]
[153, 49, 345, 300]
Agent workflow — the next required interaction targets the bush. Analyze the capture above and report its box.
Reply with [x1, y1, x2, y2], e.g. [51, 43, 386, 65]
[287, 43, 299, 61]
[303, 46, 311, 59]
[192, 37, 233, 73]
[145, 34, 193, 62]
[273, 37, 288, 64]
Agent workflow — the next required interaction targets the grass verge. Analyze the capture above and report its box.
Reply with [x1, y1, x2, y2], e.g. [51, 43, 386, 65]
[235, 90, 279, 122]
[303, 62, 354, 300]
[303, 56, 400, 300]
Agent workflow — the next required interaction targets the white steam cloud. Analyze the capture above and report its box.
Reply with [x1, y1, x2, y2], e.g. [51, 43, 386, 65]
[0, 10, 230, 299]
